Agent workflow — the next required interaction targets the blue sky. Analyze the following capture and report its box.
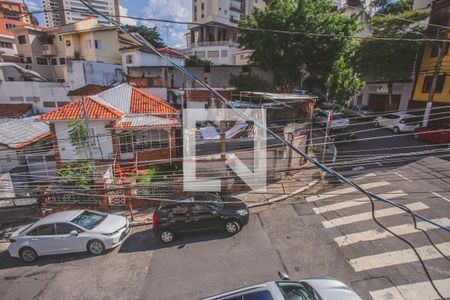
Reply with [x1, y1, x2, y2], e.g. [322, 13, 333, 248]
[17, 0, 191, 48]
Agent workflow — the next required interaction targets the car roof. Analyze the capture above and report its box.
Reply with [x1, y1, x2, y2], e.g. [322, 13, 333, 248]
[33, 210, 85, 226]
[202, 282, 276, 300]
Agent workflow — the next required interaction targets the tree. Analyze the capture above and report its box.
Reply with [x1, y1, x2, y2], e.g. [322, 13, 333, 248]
[184, 55, 213, 67]
[372, 0, 414, 15]
[355, 9, 428, 110]
[229, 73, 275, 92]
[68, 119, 89, 154]
[238, 0, 360, 92]
[56, 161, 95, 190]
[326, 54, 365, 110]
[123, 25, 166, 48]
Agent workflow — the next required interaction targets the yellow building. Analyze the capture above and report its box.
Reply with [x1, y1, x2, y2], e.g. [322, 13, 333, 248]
[410, 0, 450, 108]
[62, 18, 136, 65]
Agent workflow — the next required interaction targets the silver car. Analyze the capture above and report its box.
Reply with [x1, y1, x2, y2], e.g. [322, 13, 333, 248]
[314, 111, 350, 129]
[202, 273, 362, 300]
[8, 210, 130, 262]
[345, 105, 374, 118]
[374, 113, 420, 134]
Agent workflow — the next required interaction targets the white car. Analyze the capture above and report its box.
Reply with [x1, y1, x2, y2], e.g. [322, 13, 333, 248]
[374, 113, 420, 134]
[345, 105, 374, 118]
[314, 111, 350, 129]
[8, 210, 130, 262]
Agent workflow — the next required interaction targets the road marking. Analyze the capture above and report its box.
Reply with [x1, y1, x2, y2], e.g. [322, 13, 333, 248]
[349, 241, 450, 272]
[353, 172, 377, 181]
[334, 218, 450, 247]
[394, 172, 412, 182]
[376, 162, 383, 166]
[432, 192, 450, 203]
[322, 202, 428, 228]
[369, 278, 450, 300]
[352, 166, 365, 171]
[306, 181, 391, 202]
[313, 190, 406, 214]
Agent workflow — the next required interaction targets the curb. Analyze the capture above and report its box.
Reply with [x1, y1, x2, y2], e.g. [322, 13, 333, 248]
[248, 179, 320, 208]
[130, 220, 152, 227]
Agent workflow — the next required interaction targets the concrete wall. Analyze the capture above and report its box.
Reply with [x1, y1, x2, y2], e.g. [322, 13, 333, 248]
[121, 50, 185, 70]
[53, 120, 114, 161]
[0, 145, 19, 173]
[357, 81, 414, 112]
[65, 60, 124, 90]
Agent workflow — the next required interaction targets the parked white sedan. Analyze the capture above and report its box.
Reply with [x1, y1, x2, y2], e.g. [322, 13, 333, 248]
[314, 111, 350, 129]
[374, 113, 420, 134]
[8, 210, 130, 262]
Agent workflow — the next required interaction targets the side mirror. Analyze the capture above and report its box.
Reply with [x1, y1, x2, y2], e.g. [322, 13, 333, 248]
[278, 271, 290, 280]
[70, 230, 78, 236]
[211, 210, 219, 216]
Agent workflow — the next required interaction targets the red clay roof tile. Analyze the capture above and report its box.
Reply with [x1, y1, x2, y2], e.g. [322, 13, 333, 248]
[130, 87, 178, 115]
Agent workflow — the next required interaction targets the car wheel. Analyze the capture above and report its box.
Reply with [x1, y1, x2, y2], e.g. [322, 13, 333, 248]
[393, 127, 400, 134]
[413, 133, 420, 140]
[374, 121, 379, 127]
[160, 230, 174, 244]
[20, 247, 37, 263]
[224, 220, 241, 234]
[87, 240, 105, 255]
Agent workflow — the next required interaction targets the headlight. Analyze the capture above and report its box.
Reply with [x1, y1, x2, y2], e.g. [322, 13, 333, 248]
[237, 209, 248, 216]
[102, 230, 120, 236]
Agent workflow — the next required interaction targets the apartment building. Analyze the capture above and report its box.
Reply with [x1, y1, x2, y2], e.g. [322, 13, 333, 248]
[42, 0, 120, 27]
[0, 1, 38, 25]
[184, 0, 265, 65]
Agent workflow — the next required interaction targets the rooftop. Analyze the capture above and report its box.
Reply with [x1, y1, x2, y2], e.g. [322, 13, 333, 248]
[67, 85, 109, 97]
[0, 117, 50, 149]
[0, 103, 32, 118]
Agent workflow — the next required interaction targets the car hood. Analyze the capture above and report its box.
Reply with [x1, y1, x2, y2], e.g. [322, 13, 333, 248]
[303, 279, 362, 300]
[90, 214, 127, 234]
[10, 223, 34, 238]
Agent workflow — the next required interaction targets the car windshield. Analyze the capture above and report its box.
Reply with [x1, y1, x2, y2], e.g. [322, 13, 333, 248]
[277, 282, 316, 300]
[70, 210, 107, 230]
[332, 115, 344, 120]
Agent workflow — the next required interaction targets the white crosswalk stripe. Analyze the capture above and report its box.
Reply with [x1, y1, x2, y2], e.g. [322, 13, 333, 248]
[306, 181, 391, 202]
[334, 218, 450, 247]
[369, 278, 450, 300]
[349, 242, 450, 272]
[322, 202, 429, 228]
[312, 190, 406, 214]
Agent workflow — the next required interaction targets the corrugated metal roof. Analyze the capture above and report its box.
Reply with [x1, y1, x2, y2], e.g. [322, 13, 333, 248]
[114, 115, 180, 128]
[0, 117, 50, 149]
[96, 83, 133, 113]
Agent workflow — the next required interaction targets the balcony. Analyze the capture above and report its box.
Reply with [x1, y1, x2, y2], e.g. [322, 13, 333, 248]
[41, 44, 57, 56]
[184, 40, 240, 50]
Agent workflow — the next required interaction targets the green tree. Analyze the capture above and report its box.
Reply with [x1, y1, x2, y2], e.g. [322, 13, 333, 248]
[355, 9, 428, 110]
[56, 161, 95, 190]
[229, 73, 275, 92]
[326, 54, 365, 110]
[123, 25, 166, 48]
[68, 119, 89, 153]
[185, 55, 213, 67]
[238, 0, 359, 92]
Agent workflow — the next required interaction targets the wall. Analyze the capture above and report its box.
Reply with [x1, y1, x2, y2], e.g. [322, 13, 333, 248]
[0, 81, 70, 113]
[358, 81, 414, 112]
[140, 87, 168, 100]
[0, 35, 18, 58]
[184, 45, 240, 65]
[52, 120, 114, 161]
[65, 60, 124, 90]
[0, 145, 19, 173]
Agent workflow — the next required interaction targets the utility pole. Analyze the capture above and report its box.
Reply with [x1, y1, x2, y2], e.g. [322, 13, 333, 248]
[81, 95, 94, 162]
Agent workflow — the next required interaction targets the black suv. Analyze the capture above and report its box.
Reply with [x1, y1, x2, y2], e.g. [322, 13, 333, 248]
[152, 193, 249, 243]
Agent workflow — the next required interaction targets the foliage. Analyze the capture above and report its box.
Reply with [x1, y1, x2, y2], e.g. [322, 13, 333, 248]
[185, 55, 213, 67]
[57, 161, 95, 190]
[73, 50, 82, 60]
[68, 119, 88, 151]
[138, 163, 181, 184]
[238, 0, 360, 92]
[229, 73, 275, 92]
[326, 54, 365, 111]
[123, 25, 166, 48]
[138, 168, 157, 184]
[372, 0, 414, 15]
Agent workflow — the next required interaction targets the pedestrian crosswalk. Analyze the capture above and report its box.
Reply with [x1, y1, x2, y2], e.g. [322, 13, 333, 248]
[309, 179, 449, 300]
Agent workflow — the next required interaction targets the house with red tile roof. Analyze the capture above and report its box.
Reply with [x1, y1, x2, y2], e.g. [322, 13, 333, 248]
[38, 83, 180, 170]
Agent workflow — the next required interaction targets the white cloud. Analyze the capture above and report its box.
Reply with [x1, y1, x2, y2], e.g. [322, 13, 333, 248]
[119, 5, 137, 26]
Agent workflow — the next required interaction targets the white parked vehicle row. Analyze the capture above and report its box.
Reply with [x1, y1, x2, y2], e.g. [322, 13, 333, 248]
[8, 210, 130, 262]
[374, 113, 420, 134]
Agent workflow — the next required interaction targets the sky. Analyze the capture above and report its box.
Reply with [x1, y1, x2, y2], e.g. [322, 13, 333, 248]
[16, 0, 191, 49]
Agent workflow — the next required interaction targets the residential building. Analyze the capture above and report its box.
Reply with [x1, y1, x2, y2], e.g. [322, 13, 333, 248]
[0, 103, 33, 118]
[0, 18, 19, 62]
[409, 0, 450, 111]
[38, 83, 180, 168]
[0, 1, 38, 24]
[0, 117, 55, 183]
[42, 0, 120, 27]
[0, 63, 70, 113]
[184, 0, 265, 65]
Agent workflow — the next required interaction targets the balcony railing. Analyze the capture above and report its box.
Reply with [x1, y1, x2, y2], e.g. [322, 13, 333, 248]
[41, 44, 56, 56]
[184, 40, 240, 50]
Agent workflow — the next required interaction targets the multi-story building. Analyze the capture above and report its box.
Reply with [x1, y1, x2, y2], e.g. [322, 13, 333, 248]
[184, 0, 265, 65]
[0, 1, 38, 25]
[41, 0, 120, 27]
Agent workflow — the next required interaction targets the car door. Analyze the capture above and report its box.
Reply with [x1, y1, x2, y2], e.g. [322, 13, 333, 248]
[190, 203, 222, 231]
[27, 223, 58, 255]
[169, 204, 193, 233]
[54, 223, 86, 253]
[388, 115, 400, 128]
[377, 115, 389, 127]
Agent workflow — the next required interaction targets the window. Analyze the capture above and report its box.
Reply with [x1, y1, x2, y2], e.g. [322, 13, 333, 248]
[65, 40, 71, 47]
[94, 40, 103, 49]
[17, 35, 26, 44]
[43, 101, 56, 108]
[119, 132, 134, 153]
[5, 23, 15, 29]
[7, 77, 14, 81]
[201, 2, 204, 9]
[221, 50, 228, 57]
[0, 41, 13, 49]
[191, 203, 212, 214]
[28, 224, 56, 236]
[9, 96, 24, 101]
[51, 58, 57, 65]
[70, 210, 107, 230]
[207, 50, 219, 58]
[21, 56, 32, 63]
[430, 44, 448, 57]
[126, 54, 133, 64]
[277, 282, 314, 300]
[59, 57, 66, 65]
[58, 34, 63, 42]
[57, 78, 65, 83]
[36, 57, 48, 65]
[436, 75, 446, 93]
[55, 223, 83, 234]
[26, 96, 40, 102]
[240, 54, 244, 59]
[57, 102, 69, 107]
